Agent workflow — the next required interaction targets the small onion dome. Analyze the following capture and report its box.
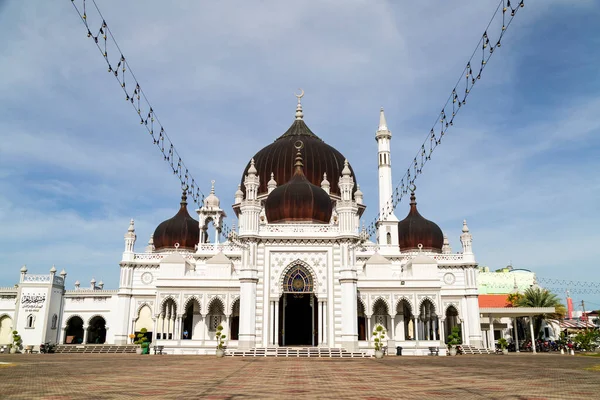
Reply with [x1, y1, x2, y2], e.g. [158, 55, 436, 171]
[398, 190, 443, 253]
[153, 189, 200, 251]
[204, 180, 220, 209]
[265, 144, 332, 224]
[234, 184, 244, 204]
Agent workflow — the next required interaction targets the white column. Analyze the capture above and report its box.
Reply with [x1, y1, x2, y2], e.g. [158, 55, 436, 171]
[514, 317, 520, 353]
[274, 300, 280, 346]
[367, 316, 372, 342]
[268, 301, 274, 346]
[390, 316, 395, 339]
[311, 297, 315, 346]
[529, 316, 536, 354]
[83, 325, 89, 344]
[321, 300, 327, 346]
[152, 318, 158, 343]
[317, 299, 323, 346]
[238, 264, 258, 350]
[439, 318, 445, 345]
[414, 318, 419, 341]
[339, 261, 358, 351]
[489, 315, 495, 350]
[200, 314, 206, 344]
[466, 293, 483, 347]
[398, 314, 405, 341]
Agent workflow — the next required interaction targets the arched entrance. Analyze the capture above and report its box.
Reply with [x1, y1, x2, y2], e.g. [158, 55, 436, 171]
[0, 315, 13, 344]
[357, 300, 367, 341]
[279, 265, 317, 346]
[444, 306, 460, 344]
[64, 316, 84, 344]
[182, 299, 200, 340]
[87, 316, 106, 344]
[230, 299, 240, 341]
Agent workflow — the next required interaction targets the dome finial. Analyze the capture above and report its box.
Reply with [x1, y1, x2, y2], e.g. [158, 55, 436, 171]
[294, 140, 304, 174]
[295, 89, 304, 120]
[180, 184, 188, 205]
[378, 107, 388, 131]
[409, 183, 417, 205]
[210, 180, 215, 194]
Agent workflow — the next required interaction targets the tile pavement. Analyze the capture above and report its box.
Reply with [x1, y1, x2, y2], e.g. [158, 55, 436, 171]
[0, 353, 598, 399]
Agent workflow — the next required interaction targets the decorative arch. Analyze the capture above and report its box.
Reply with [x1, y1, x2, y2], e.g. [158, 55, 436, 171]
[0, 314, 13, 345]
[229, 296, 240, 315]
[65, 314, 85, 325]
[357, 297, 367, 341]
[395, 296, 414, 314]
[64, 315, 85, 344]
[417, 296, 437, 313]
[444, 303, 460, 319]
[135, 305, 153, 333]
[135, 301, 154, 316]
[183, 296, 202, 314]
[206, 296, 225, 314]
[230, 297, 240, 341]
[87, 314, 107, 325]
[159, 295, 179, 310]
[371, 297, 390, 316]
[279, 260, 318, 293]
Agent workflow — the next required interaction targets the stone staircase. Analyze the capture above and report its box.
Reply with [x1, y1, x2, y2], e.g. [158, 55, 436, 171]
[228, 347, 370, 358]
[55, 345, 138, 354]
[461, 345, 492, 355]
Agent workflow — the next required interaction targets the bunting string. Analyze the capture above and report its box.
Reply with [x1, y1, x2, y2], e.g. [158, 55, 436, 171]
[70, 0, 233, 239]
[367, 0, 525, 238]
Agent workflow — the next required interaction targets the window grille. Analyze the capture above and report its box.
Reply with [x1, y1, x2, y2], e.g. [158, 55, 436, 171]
[283, 265, 313, 293]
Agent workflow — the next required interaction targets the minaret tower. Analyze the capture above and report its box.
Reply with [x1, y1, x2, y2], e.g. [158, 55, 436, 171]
[375, 108, 399, 247]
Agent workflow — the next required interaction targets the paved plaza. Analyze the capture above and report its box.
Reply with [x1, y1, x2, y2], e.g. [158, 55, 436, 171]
[0, 353, 598, 399]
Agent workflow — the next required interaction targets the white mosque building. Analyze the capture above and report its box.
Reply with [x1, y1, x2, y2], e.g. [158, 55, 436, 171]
[0, 97, 487, 355]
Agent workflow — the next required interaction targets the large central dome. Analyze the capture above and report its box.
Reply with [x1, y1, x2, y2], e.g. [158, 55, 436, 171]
[240, 111, 356, 198]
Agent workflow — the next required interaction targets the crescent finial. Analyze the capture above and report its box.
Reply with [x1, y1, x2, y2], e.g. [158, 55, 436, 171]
[295, 88, 304, 99]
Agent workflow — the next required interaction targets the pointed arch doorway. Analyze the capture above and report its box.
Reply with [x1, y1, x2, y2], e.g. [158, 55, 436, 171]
[279, 265, 318, 346]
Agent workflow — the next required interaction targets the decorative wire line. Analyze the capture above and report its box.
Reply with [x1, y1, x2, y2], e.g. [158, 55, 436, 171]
[366, 0, 525, 238]
[70, 0, 233, 239]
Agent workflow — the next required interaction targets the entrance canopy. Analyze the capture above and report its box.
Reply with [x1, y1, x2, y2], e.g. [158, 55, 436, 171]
[479, 307, 557, 318]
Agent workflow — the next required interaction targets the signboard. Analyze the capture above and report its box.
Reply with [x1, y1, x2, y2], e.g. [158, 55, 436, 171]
[20, 292, 47, 312]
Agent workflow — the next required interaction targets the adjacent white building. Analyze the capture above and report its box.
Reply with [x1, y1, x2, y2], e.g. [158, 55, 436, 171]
[0, 99, 487, 355]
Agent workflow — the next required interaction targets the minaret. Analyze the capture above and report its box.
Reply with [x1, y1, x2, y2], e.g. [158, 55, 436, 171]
[122, 219, 136, 262]
[375, 108, 399, 247]
[460, 219, 474, 262]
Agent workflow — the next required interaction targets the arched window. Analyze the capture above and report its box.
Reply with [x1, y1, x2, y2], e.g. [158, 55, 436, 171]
[26, 314, 35, 329]
[418, 299, 438, 341]
[386, 232, 392, 245]
[51, 314, 58, 330]
[207, 300, 224, 332]
[283, 265, 313, 293]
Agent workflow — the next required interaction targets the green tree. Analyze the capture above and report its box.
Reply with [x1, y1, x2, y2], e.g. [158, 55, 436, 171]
[516, 287, 566, 339]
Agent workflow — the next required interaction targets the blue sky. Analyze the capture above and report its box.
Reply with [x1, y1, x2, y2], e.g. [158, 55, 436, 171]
[0, 1, 599, 309]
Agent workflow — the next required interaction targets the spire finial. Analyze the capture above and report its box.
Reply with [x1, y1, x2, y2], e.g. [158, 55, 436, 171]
[295, 89, 304, 120]
[462, 219, 469, 233]
[210, 180, 215, 194]
[409, 183, 417, 205]
[294, 140, 304, 173]
[248, 158, 257, 175]
[128, 219, 135, 232]
[180, 185, 188, 205]
[378, 107, 388, 131]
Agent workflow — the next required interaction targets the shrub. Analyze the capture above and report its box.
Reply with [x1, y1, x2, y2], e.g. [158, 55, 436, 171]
[372, 324, 386, 352]
[215, 325, 226, 350]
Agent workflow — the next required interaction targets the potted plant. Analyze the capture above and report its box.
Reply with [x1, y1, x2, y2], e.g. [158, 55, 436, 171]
[215, 324, 226, 357]
[372, 324, 386, 359]
[497, 338, 509, 355]
[134, 328, 150, 355]
[447, 326, 461, 356]
[10, 330, 22, 354]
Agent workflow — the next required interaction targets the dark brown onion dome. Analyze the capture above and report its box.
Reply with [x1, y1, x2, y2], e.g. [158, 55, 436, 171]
[398, 191, 444, 253]
[265, 145, 333, 224]
[153, 190, 200, 251]
[240, 119, 356, 198]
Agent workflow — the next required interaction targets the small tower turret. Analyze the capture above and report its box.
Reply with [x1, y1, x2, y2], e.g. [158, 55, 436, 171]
[123, 219, 136, 261]
[267, 172, 277, 194]
[460, 219, 474, 262]
[197, 180, 227, 245]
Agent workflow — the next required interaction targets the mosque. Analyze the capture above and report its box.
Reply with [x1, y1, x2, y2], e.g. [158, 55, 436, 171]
[0, 95, 486, 355]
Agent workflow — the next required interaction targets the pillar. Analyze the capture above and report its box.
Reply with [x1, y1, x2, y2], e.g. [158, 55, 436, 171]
[339, 266, 359, 351]
[366, 315, 372, 341]
[439, 317, 445, 345]
[83, 325, 89, 344]
[318, 299, 323, 346]
[489, 315, 495, 350]
[398, 314, 405, 341]
[529, 316, 536, 354]
[238, 265, 258, 350]
[321, 300, 327, 346]
[274, 300, 280, 346]
[513, 317, 520, 352]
